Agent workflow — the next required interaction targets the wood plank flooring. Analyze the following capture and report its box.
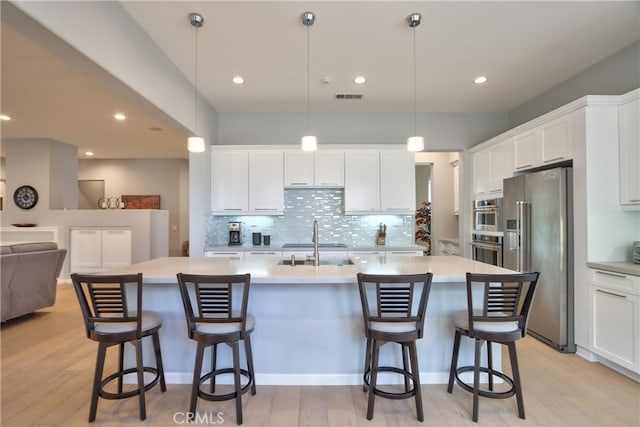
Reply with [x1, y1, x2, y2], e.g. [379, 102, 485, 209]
[1, 283, 639, 426]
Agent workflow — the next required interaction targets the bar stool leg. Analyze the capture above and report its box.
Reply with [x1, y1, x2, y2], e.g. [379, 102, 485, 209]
[190, 342, 205, 417]
[89, 343, 107, 422]
[447, 330, 461, 393]
[152, 332, 167, 392]
[402, 343, 411, 393]
[408, 340, 424, 422]
[508, 342, 525, 419]
[210, 344, 218, 393]
[244, 335, 257, 395]
[117, 342, 125, 394]
[472, 338, 482, 422]
[487, 340, 494, 391]
[367, 340, 381, 420]
[232, 341, 243, 425]
[362, 337, 372, 392]
[134, 338, 147, 420]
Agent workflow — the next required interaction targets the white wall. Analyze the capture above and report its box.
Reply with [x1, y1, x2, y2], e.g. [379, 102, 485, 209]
[415, 152, 459, 254]
[77, 159, 188, 257]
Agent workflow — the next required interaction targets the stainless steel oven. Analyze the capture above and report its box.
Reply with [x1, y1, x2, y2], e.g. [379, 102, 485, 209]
[473, 199, 502, 231]
[471, 233, 503, 267]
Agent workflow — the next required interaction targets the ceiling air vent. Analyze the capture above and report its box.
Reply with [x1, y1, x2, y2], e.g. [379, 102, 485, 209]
[335, 94, 363, 100]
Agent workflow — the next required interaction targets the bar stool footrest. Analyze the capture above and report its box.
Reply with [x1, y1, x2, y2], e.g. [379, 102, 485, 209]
[99, 366, 161, 400]
[363, 366, 417, 400]
[454, 365, 515, 399]
[198, 368, 253, 402]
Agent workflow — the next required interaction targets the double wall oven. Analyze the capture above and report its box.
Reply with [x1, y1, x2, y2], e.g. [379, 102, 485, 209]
[472, 198, 503, 267]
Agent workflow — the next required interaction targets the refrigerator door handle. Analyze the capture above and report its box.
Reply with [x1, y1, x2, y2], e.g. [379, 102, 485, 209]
[517, 201, 531, 272]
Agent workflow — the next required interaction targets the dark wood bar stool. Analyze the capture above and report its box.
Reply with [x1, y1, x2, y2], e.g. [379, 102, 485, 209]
[176, 273, 256, 425]
[356, 272, 433, 421]
[447, 272, 540, 422]
[70, 273, 166, 422]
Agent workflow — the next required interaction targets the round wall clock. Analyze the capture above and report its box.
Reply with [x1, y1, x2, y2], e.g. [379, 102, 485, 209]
[13, 185, 39, 210]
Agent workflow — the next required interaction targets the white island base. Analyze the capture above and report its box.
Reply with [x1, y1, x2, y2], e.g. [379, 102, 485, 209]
[108, 255, 515, 385]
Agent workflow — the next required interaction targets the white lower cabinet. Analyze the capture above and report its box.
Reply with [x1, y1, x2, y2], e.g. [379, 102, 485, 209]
[70, 228, 132, 273]
[589, 268, 640, 373]
[204, 250, 244, 259]
[386, 250, 423, 257]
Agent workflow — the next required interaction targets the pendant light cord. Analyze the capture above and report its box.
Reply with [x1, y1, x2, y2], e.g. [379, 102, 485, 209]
[194, 26, 199, 132]
[306, 23, 311, 133]
[412, 25, 417, 136]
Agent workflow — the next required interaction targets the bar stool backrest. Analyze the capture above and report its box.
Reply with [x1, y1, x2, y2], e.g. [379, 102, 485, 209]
[465, 272, 540, 339]
[357, 272, 433, 338]
[176, 273, 251, 338]
[70, 273, 144, 340]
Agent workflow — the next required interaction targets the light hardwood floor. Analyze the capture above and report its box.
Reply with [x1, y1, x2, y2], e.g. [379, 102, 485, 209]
[1, 283, 639, 426]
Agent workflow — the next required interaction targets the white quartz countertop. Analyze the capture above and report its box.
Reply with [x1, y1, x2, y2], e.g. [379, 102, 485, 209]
[587, 261, 640, 277]
[107, 255, 516, 285]
[205, 244, 424, 252]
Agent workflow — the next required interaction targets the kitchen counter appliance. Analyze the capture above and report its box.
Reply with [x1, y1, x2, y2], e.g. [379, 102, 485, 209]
[473, 198, 502, 231]
[471, 233, 502, 266]
[503, 167, 575, 352]
[228, 221, 242, 245]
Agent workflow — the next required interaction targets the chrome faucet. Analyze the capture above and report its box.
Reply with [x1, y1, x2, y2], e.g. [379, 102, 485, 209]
[311, 219, 319, 266]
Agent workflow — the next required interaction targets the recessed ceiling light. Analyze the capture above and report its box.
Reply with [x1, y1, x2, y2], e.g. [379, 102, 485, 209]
[353, 76, 366, 84]
[0, 114, 11, 121]
[473, 76, 488, 84]
[232, 76, 245, 85]
[85, 151, 94, 156]
[114, 113, 126, 121]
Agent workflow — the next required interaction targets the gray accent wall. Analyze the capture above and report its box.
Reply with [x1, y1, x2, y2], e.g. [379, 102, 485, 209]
[509, 41, 640, 127]
[219, 112, 508, 151]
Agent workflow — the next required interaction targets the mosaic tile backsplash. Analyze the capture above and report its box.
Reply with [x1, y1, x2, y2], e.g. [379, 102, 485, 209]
[205, 189, 415, 247]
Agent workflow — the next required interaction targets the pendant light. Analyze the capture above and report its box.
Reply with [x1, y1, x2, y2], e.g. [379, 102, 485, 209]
[301, 11, 317, 152]
[187, 12, 206, 153]
[406, 13, 424, 152]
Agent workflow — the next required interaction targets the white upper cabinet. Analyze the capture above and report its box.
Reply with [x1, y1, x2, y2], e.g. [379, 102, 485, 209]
[473, 142, 507, 197]
[211, 149, 283, 215]
[211, 150, 249, 213]
[284, 150, 344, 187]
[345, 149, 415, 215]
[380, 151, 416, 214]
[248, 151, 284, 213]
[314, 150, 344, 187]
[619, 98, 640, 207]
[514, 114, 572, 172]
[345, 150, 380, 213]
[283, 151, 314, 187]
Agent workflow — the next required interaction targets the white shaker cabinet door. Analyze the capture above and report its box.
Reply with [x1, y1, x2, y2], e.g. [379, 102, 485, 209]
[380, 151, 415, 214]
[619, 99, 640, 207]
[514, 130, 540, 171]
[344, 150, 380, 213]
[70, 229, 102, 270]
[541, 115, 572, 165]
[314, 150, 344, 187]
[101, 229, 132, 269]
[211, 150, 249, 213]
[284, 150, 314, 187]
[248, 150, 284, 213]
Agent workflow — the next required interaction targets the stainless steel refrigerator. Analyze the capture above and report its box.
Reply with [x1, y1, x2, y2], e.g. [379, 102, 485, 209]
[503, 167, 575, 352]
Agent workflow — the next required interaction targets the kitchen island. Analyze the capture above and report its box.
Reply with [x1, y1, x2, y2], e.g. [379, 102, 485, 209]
[108, 255, 515, 385]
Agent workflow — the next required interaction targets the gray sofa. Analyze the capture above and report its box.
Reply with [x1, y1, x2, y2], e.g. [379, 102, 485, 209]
[1, 242, 67, 322]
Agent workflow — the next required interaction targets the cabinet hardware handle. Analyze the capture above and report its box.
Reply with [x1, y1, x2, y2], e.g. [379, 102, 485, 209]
[289, 183, 308, 186]
[596, 270, 626, 279]
[516, 164, 533, 169]
[629, 199, 640, 202]
[543, 156, 564, 163]
[595, 289, 627, 299]
[223, 208, 243, 211]
[320, 182, 339, 186]
[386, 208, 410, 211]
[253, 208, 279, 211]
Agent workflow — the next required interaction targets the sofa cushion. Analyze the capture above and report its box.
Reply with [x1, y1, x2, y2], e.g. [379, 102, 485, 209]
[9, 242, 58, 253]
[1, 246, 12, 255]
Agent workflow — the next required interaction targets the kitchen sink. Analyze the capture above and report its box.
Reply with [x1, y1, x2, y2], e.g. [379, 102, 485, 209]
[282, 243, 348, 249]
[278, 258, 355, 266]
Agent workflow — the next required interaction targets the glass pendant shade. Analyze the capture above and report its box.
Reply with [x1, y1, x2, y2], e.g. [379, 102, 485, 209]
[301, 135, 318, 152]
[187, 136, 206, 153]
[407, 136, 425, 152]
